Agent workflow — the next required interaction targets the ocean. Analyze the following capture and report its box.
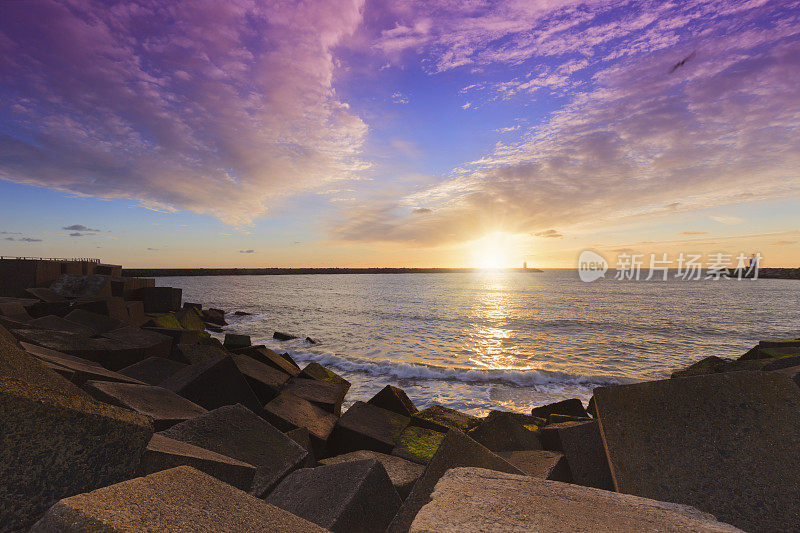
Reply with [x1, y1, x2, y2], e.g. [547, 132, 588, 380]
[159, 271, 800, 416]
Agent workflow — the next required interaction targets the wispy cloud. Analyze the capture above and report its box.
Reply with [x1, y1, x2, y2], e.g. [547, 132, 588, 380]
[391, 91, 409, 104]
[710, 216, 745, 226]
[63, 224, 99, 232]
[4, 236, 42, 242]
[678, 231, 709, 236]
[534, 229, 563, 238]
[334, 1, 800, 245]
[239, 249, 256, 254]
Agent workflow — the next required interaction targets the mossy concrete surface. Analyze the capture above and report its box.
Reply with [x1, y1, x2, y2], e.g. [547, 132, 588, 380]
[392, 426, 446, 464]
[0, 375, 153, 531]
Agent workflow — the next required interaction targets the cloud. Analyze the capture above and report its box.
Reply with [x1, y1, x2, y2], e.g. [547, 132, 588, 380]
[534, 229, 563, 238]
[1, 231, 22, 235]
[770, 240, 797, 246]
[0, 0, 367, 225]
[461, 102, 472, 109]
[69, 232, 85, 237]
[495, 125, 520, 133]
[4, 236, 42, 242]
[334, 1, 800, 245]
[678, 231, 709, 236]
[239, 249, 255, 253]
[391, 91, 409, 104]
[710, 216, 745, 226]
[146, 247, 159, 251]
[412, 207, 432, 214]
[62, 225, 99, 232]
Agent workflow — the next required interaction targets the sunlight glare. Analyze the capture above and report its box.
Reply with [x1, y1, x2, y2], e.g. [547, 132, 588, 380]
[470, 231, 519, 269]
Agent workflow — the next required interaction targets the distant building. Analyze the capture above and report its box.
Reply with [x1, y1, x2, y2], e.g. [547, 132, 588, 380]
[523, 261, 527, 269]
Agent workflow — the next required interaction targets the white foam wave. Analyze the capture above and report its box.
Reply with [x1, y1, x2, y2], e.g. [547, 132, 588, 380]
[261, 339, 631, 388]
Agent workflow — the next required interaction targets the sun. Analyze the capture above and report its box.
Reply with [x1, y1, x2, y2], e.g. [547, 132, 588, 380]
[469, 232, 518, 269]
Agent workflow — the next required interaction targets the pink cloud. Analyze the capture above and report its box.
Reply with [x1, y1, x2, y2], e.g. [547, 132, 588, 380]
[334, 0, 800, 244]
[0, 0, 368, 224]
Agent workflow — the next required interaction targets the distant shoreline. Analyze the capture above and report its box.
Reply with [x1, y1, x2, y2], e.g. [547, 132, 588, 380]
[122, 267, 545, 277]
[119, 266, 800, 279]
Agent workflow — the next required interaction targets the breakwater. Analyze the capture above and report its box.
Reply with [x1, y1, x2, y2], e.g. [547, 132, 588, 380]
[122, 267, 544, 277]
[1, 257, 799, 531]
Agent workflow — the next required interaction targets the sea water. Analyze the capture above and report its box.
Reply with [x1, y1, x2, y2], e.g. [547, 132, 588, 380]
[160, 271, 800, 415]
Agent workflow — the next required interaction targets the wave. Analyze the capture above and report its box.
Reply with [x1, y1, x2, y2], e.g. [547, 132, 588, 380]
[260, 339, 632, 389]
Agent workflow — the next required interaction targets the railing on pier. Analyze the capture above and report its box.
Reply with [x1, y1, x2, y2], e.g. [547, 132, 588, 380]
[0, 256, 100, 262]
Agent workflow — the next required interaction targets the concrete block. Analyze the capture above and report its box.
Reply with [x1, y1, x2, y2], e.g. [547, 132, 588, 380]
[368, 385, 418, 416]
[263, 391, 338, 457]
[386, 429, 523, 533]
[594, 372, 800, 532]
[321, 450, 424, 499]
[0, 375, 152, 530]
[139, 433, 256, 491]
[283, 377, 347, 415]
[231, 353, 291, 405]
[21, 342, 145, 386]
[31, 466, 327, 532]
[224, 333, 251, 349]
[298, 361, 350, 392]
[118, 356, 188, 386]
[532, 398, 589, 419]
[332, 401, 409, 455]
[267, 459, 401, 533]
[63, 308, 125, 334]
[131, 286, 182, 313]
[30, 315, 95, 336]
[160, 404, 308, 497]
[102, 326, 172, 359]
[391, 425, 446, 465]
[12, 329, 147, 370]
[234, 344, 300, 376]
[161, 355, 262, 414]
[496, 450, 572, 482]
[174, 342, 229, 364]
[411, 405, 480, 433]
[409, 468, 742, 533]
[467, 410, 542, 452]
[84, 380, 207, 431]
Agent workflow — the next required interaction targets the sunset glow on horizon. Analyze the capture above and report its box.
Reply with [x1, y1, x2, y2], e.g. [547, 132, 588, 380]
[1, 1, 799, 268]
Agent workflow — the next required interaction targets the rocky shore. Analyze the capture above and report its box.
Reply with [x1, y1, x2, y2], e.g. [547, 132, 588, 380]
[1, 257, 799, 531]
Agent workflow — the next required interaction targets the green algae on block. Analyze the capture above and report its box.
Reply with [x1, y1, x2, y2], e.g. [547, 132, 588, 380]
[411, 405, 481, 433]
[148, 312, 183, 329]
[177, 307, 205, 331]
[671, 356, 730, 378]
[299, 362, 351, 394]
[392, 426, 446, 465]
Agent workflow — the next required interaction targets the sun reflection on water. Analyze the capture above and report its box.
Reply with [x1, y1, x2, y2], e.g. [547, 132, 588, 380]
[467, 275, 543, 372]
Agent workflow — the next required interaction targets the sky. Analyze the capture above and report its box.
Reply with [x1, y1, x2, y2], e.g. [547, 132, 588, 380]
[1, 0, 799, 268]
